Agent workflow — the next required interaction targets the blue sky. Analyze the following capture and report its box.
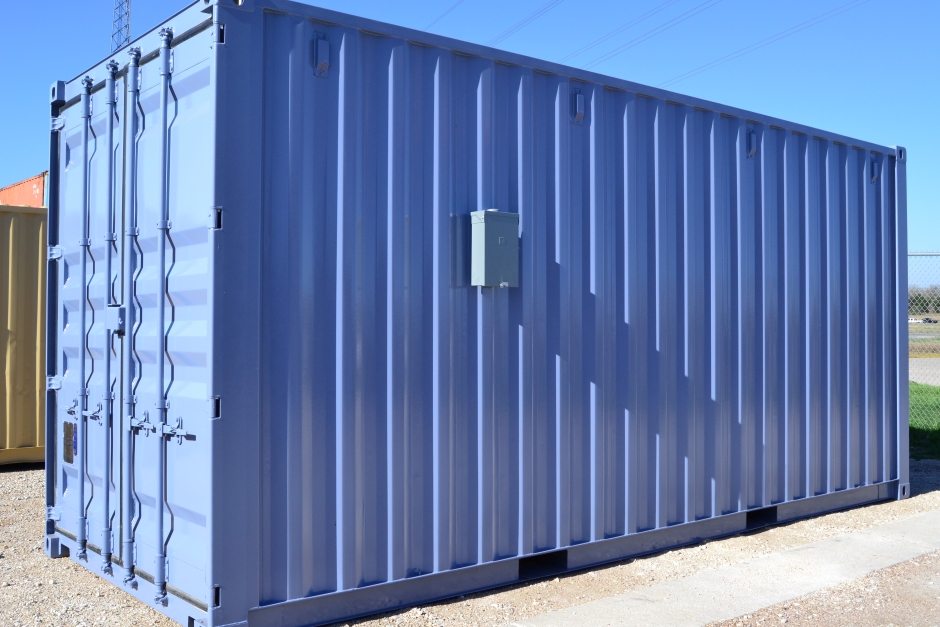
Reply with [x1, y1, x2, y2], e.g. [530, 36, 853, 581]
[0, 0, 936, 250]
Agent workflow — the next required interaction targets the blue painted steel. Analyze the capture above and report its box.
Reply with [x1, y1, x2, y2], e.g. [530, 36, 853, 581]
[45, 1, 909, 626]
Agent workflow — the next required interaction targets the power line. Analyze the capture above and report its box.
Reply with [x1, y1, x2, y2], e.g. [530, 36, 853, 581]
[488, 0, 567, 46]
[658, 0, 874, 88]
[425, 0, 469, 31]
[559, 0, 684, 64]
[583, 0, 723, 70]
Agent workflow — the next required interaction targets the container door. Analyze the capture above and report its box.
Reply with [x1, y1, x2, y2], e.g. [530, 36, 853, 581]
[51, 23, 215, 609]
[52, 72, 125, 565]
[128, 28, 216, 607]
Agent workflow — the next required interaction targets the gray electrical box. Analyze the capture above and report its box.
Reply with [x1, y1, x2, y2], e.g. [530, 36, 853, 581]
[471, 209, 519, 287]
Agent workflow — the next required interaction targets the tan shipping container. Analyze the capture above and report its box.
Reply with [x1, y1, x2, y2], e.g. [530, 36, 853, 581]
[0, 173, 47, 209]
[1, 203, 45, 464]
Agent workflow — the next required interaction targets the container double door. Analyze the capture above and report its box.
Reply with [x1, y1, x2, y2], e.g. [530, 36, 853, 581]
[51, 31, 216, 608]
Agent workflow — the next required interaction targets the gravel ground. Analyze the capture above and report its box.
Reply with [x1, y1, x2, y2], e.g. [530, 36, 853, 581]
[710, 550, 940, 627]
[1, 460, 938, 627]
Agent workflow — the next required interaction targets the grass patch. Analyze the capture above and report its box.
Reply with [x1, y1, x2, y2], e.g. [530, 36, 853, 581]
[910, 381, 940, 460]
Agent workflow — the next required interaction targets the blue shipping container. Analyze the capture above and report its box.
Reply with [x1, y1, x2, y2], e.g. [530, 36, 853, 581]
[44, 1, 909, 625]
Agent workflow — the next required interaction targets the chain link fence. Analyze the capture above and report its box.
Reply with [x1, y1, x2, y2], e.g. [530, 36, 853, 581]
[909, 253, 940, 441]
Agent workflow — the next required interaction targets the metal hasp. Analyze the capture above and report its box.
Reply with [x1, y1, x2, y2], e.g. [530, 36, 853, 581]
[470, 209, 519, 287]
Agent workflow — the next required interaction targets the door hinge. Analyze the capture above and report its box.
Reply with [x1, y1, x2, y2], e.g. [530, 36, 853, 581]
[46, 507, 61, 522]
[48, 245, 63, 260]
[51, 117, 66, 132]
[46, 376, 63, 391]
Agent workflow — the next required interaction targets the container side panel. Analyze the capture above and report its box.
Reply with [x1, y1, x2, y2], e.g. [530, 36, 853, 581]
[260, 13, 339, 602]
[846, 148, 866, 489]
[865, 152, 884, 484]
[246, 1, 905, 615]
[883, 159, 898, 479]
[682, 107, 713, 522]
[784, 131, 808, 501]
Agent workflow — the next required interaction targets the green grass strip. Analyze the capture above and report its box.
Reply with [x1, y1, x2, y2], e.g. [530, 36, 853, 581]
[910, 381, 940, 460]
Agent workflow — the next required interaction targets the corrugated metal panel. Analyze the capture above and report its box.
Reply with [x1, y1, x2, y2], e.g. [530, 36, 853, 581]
[1, 204, 46, 464]
[44, 1, 908, 626]
[256, 9, 905, 596]
[0, 173, 47, 208]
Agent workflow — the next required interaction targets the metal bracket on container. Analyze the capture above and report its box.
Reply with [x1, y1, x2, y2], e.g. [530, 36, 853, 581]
[46, 376, 63, 391]
[106, 305, 126, 336]
[870, 157, 880, 183]
[208, 396, 221, 419]
[51, 117, 66, 132]
[572, 89, 584, 125]
[46, 507, 61, 522]
[208, 206, 223, 230]
[747, 129, 758, 158]
[161, 418, 192, 445]
[48, 245, 63, 260]
[314, 33, 330, 77]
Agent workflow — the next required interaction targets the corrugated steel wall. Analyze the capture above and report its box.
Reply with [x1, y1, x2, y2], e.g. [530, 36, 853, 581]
[257, 10, 903, 603]
[1, 204, 46, 464]
[0, 173, 47, 208]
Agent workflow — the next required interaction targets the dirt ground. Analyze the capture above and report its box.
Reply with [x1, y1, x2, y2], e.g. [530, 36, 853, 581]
[1, 460, 938, 627]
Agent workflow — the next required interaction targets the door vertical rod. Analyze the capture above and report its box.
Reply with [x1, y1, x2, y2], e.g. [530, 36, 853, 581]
[77, 76, 94, 562]
[154, 28, 173, 605]
[100, 59, 119, 575]
[121, 47, 141, 588]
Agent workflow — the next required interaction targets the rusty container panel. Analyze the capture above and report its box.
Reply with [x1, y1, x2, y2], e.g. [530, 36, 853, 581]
[0, 203, 46, 464]
[0, 173, 48, 209]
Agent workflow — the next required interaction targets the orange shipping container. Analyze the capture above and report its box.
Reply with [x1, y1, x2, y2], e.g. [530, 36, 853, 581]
[0, 203, 46, 463]
[0, 172, 47, 208]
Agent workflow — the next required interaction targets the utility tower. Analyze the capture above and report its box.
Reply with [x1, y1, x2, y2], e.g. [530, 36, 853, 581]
[111, 0, 131, 52]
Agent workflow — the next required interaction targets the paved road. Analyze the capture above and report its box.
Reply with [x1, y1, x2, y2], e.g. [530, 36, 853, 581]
[515, 511, 940, 627]
[910, 357, 940, 386]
